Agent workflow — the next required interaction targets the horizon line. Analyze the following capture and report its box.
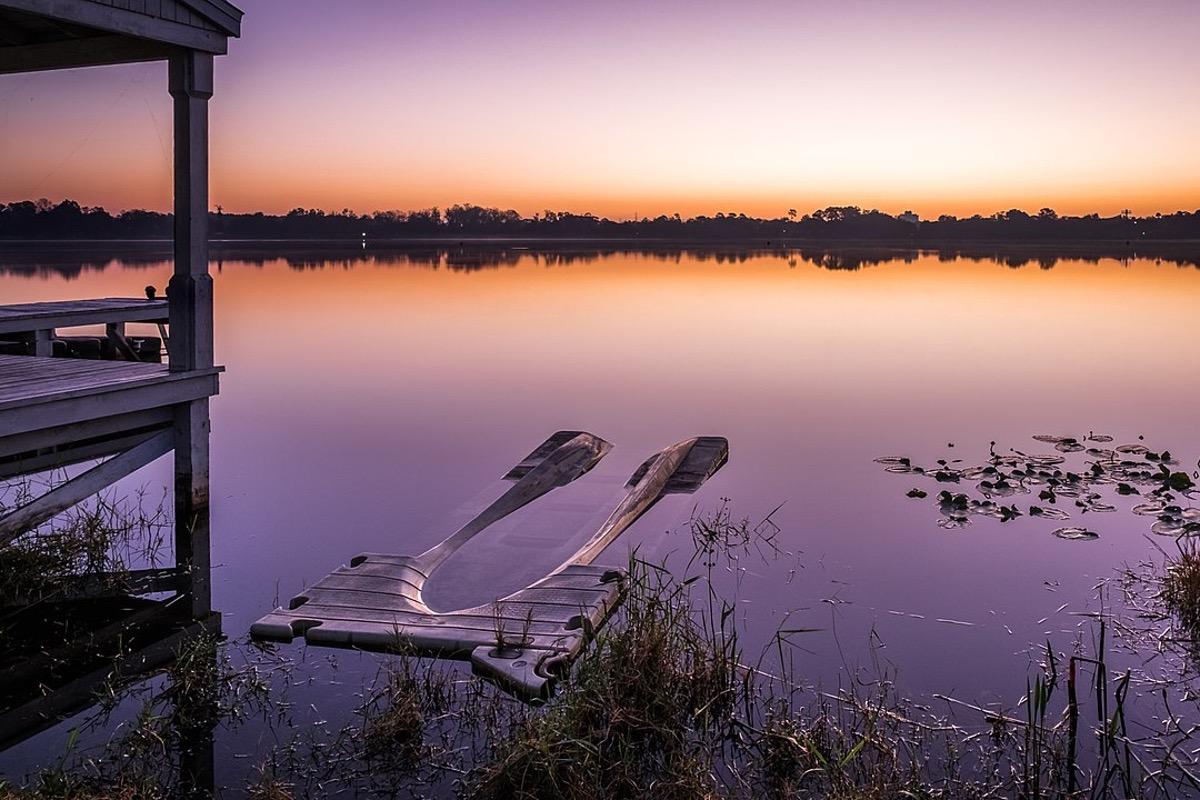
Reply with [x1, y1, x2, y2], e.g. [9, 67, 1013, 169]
[5, 198, 1200, 222]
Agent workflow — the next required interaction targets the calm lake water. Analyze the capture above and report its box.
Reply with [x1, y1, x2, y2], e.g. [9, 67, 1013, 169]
[3, 242, 1200, 792]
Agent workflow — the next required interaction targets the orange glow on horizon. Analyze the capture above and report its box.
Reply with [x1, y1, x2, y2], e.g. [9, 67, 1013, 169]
[2, 1, 1199, 220]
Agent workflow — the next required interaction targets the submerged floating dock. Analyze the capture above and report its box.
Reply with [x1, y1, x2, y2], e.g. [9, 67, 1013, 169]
[252, 432, 728, 698]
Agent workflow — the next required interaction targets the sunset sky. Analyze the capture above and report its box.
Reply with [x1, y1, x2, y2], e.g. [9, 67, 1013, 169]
[2, 0, 1198, 219]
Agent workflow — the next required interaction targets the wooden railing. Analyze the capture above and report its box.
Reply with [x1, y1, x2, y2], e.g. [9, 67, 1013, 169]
[0, 298, 170, 362]
[0, 297, 168, 360]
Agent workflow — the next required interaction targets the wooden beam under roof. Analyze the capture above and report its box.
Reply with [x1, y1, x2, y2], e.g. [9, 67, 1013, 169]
[0, 32, 178, 73]
[0, 0, 232, 56]
[0, 23, 32, 45]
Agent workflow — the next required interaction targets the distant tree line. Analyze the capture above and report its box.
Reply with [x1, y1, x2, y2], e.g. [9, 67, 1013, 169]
[3, 198, 1200, 241]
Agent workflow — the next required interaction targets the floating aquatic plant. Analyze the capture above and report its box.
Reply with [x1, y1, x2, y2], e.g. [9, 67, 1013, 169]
[1052, 527, 1099, 541]
[877, 433, 1200, 539]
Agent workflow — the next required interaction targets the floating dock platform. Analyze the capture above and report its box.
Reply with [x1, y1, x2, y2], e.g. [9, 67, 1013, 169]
[252, 432, 728, 698]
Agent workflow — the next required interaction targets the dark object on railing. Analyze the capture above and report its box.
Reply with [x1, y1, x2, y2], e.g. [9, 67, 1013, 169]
[0, 333, 161, 362]
[53, 335, 163, 362]
[0, 298, 170, 360]
[0, 335, 160, 361]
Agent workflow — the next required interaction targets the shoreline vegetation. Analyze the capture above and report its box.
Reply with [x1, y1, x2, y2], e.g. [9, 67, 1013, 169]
[4, 487, 1200, 798]
[4, 552, 1199, 799]
[4, 199, 1200, 242]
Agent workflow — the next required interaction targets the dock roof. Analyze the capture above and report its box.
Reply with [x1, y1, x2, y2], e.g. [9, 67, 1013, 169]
[0, 0, 243, 73]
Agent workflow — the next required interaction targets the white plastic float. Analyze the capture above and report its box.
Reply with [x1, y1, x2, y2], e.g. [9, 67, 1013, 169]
[251, 431, 728, 698]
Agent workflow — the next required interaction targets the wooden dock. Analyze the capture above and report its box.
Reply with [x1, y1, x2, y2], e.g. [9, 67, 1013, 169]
[0, 331, 221, 599]
[0, 352, 220, 553]
[1, 0, 243, 762]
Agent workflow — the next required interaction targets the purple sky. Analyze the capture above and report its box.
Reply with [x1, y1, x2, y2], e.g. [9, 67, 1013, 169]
[2, 0, 1198, 217]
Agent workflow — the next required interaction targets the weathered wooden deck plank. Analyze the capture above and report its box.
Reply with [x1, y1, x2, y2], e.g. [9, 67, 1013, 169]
[0, 298, 168, 335]
[0, 355, 220, 439]
[0, 358, 155, 386]
[0, 357, 168, 399]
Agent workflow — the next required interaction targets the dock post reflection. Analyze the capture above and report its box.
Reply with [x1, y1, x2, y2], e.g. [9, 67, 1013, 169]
[175, 398, 214, 620]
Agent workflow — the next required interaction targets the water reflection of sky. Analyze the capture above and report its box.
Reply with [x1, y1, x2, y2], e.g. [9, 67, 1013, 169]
[2, 245, 1199, 784]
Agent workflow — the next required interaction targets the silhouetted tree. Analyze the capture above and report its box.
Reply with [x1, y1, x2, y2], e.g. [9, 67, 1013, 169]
[4, 199, 1200, 242]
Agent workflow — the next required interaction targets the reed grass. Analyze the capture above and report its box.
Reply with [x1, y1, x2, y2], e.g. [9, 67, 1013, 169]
[0, 479, 167, 610]
[467, 558, 740, 799]
[7, 502, 1200, 799]
[1160, 544, 1200, 644]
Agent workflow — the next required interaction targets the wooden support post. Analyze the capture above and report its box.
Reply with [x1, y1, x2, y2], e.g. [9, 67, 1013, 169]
[174, 399, 211, 618]
[168, 51, 213, 373]
[32, 328, 53, 357]
[169, 50, 215, 620]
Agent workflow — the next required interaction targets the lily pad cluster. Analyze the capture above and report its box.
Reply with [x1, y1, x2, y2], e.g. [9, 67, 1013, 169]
[876, 433, 1200, 540]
